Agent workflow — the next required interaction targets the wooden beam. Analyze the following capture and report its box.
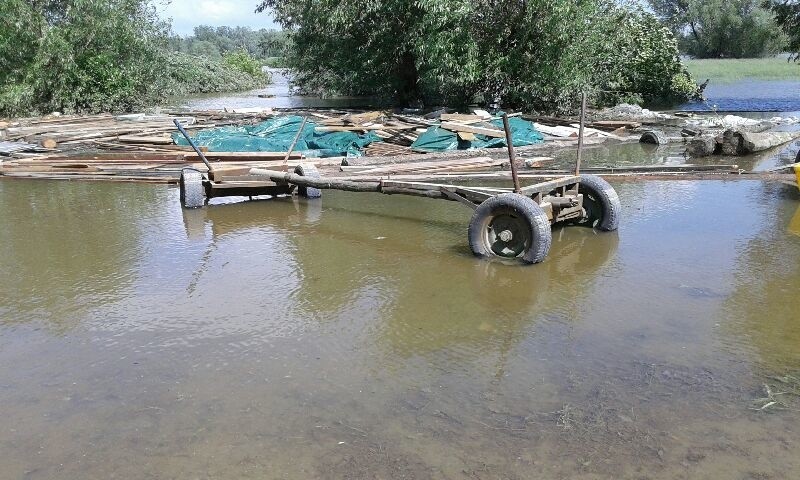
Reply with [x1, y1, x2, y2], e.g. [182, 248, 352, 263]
[440, 122, 505, 138]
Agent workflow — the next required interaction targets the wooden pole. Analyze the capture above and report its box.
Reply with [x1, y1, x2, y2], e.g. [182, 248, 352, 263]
[283, 117, 308, 172]
[501, 113, 521, 193]
[173, 119, 213, 172]
[575, 91, 587, 176]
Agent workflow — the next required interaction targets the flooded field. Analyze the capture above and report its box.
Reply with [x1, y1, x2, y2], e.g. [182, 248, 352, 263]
[679, 79, 800, 112]
[1, 141, 800, 478]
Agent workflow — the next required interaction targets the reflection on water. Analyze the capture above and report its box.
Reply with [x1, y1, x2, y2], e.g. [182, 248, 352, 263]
[1, 173, 800, 479]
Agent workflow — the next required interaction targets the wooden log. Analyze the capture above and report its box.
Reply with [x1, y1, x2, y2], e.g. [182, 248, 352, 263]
[686, 135, 718, 157]
[736, 131, 800, 154]
[39, 137, 58, 149]
[249, 168, 381, 192]
[589, 120, 641, 130]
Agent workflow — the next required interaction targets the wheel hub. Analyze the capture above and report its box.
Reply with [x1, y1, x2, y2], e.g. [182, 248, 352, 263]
[484, 213, 531, 258]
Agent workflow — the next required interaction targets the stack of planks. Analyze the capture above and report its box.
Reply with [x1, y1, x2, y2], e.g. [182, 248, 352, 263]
[0, 111, 272, 155]
[0, 151, 315, 183]
[308, 110, 428, 147]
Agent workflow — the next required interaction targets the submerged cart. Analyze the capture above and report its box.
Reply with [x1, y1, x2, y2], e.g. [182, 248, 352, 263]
[175, 106, 621, 265]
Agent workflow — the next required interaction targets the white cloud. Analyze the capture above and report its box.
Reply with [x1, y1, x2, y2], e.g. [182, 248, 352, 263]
[154, 0, 278, 36]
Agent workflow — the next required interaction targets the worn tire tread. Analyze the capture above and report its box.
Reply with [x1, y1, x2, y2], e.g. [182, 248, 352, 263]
[180, 168, 205, 209]
[579, 174, 621, 231]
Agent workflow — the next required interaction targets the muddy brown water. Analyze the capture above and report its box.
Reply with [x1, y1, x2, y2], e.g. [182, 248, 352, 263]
[2, 143, 800, 479]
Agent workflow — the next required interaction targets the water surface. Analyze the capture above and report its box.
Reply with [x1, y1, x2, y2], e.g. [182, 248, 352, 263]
[1, 153, 800, 478]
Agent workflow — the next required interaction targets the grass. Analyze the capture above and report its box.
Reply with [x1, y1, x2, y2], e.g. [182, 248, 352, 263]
[684, 56, 800, 83]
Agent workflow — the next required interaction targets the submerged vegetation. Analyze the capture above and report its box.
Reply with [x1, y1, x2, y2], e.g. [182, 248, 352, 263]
[0, 0, 268, 116]
[258, 0, 698, 112]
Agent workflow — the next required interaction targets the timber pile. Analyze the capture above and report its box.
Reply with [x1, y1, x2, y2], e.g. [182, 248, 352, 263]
[0, 151, 314, 183]
[0, 108, 639, 183]
[0, 111, 274, 155]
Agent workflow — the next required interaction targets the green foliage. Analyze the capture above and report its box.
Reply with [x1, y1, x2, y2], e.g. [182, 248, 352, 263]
[169, 26, 289, 61]
[257, 0, 697, 112]
[223, 49, 266, 78]
[0, 0, 270, 116]
[773, 0, 800, 60]
[648, 0, 787, 58]
[157, 52, 268, 96]
[599, 10, 700, 105]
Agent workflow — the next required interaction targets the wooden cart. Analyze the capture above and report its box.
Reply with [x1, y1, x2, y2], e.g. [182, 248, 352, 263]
[174, 101, 621, 264]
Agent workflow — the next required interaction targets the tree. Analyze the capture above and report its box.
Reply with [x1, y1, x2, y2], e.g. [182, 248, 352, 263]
[773, 0, 800, 59]
[648, 0, 787, 58]
[0, 0, 270, 116]
[256, 0, 697, 111]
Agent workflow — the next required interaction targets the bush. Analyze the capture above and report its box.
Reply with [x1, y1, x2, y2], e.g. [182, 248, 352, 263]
[223, 50, 266, 78]
[158, 52, 269, 97]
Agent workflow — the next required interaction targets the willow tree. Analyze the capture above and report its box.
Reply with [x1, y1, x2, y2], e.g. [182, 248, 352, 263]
[258, 0, 697, 111]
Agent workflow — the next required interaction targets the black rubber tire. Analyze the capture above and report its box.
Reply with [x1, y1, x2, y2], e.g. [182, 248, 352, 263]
[294, 163, 322, 198]
[179, 168, 205, 209]
[468, 193, 552, 264]
[576, 174, 621, 231]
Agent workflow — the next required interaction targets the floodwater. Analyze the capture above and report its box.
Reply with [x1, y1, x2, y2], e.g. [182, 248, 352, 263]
[679, 80, 800, 112]
[173, 68, 387, 111]
[2, 140, 800, 478]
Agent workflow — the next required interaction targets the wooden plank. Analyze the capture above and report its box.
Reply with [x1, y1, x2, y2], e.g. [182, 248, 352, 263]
[440, 122, 505, 138]
[457, 131, 477, 141]
[519, 176, 581, 195]
[118, 135, 174, 145]
[184, 152, 304, 161]
[440, 114, 484, 124]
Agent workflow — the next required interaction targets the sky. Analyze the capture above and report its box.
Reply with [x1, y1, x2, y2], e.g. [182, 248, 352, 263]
[154, 0, 278, 36]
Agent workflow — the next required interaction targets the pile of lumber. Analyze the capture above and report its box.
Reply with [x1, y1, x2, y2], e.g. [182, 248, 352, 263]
[0, 151, 315, 183]
[0, 111, 270, 155]
[307, 110, 428, 146]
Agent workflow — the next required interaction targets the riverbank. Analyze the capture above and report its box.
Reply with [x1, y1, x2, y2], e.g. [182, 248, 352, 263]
[684, 57, 800, 83]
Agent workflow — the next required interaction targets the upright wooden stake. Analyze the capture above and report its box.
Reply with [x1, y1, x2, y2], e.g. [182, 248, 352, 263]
[575, 91, 587, 176]
[283, 117, 308, 172]
[502, 113, 521, 193]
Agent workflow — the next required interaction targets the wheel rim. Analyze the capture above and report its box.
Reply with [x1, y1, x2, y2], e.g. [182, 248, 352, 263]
[482, 210, 532, 258]
[578, 192, 603, 227]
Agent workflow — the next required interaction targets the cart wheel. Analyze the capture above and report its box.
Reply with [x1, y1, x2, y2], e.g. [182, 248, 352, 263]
[575, 175, 621, 231]
[468, 193, 552, 264]
[294, 163, 322, 198]
[179, 168, 205, 209]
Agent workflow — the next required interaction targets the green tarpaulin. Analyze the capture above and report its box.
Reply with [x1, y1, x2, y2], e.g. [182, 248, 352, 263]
[411, 116, 544, 152]
[173, 115, 381, 157]
[173, 113, 543, 157]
